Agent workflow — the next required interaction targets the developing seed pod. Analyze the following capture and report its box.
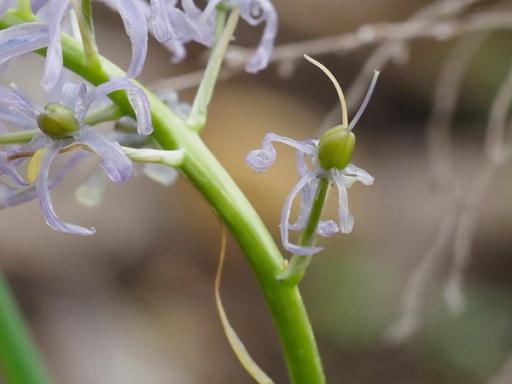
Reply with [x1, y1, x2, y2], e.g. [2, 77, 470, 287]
[318, 125, 355, 170]
[37, 103, 80, 139]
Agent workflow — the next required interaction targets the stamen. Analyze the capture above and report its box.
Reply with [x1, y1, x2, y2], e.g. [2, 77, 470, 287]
[348, 70, 380, 131]
[304, 54, 349, 128]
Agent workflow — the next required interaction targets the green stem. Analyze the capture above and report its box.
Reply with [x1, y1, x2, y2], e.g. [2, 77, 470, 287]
[187, 9, 239, 131]
[0, 272, 52, 384]
[0, 130, 38, 144]
[70, 0, 100, 67]
[279, 178, 330, 285]
[84, 103, 123, 126]
[0, 15, 327, 384]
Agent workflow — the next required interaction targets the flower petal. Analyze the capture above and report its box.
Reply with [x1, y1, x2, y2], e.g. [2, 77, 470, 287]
[93, 78, 152, 135]
[334, 173, 354, 233]
[317, 220, 339, 237]
[0, 150, 85, 208]
[0, 152, 26, 185]
[280, 172, 324, 256]
[0, 85, 40, 121]
[74, 128, 133, 183]
[344, 163, 374, 186]
[37, 142, 95, 235]
[238, 0, 278, 73]
[41, 0, 69, 91]
[246, 133, 315, 173]
[116, 0, 148, 78]
[0, 22, 49, 67]
[150, 0, 176, 42]
[289, 154, 316, 231]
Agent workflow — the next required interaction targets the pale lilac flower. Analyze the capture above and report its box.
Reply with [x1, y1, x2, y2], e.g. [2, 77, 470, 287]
[135, 0, 277, 71]
[246, 56, 379, 256]
[0, 79, 146, 235]
[246, 134, 374, 256]
[0, 0, 148, 90]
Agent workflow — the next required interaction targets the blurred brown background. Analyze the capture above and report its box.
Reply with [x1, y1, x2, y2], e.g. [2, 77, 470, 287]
[2, 0, 512, 383]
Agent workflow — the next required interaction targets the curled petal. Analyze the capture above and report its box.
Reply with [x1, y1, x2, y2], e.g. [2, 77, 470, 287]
[317, 220, 339, 237]
[246, 133, 315, 173]
[334, 173, 354, 234]
[344, 163, 374, 186]
[74, 128, 133, 183]
[41, 0, 69, 91]
[0, 151, 86, 208]
[117, 0, 148, 78]
[239, 0, 278, 73]
[0, 22, 49, 67]
[289, 157, 316, 231]
[94, 78, 153, 135]
[280, 172, 324, 256]
[150, 0, 176, 42]
[0, 85, 40, 120]
[37, 142, 95, 235]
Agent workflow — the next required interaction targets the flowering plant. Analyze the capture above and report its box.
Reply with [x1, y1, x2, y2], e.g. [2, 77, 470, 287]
[0, 1, 378, 384]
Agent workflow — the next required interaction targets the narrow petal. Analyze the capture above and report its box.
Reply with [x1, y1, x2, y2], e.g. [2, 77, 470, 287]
[116, 0, 148, 78]
[317, 220, 339, 237]
[93, 78, 152, 135]
[246, 133, 315, 173]
[150, 0, 176, 42]
[37, 142, 95, 235]
[0, 22, 49, 67]
[0, 85, 40, 120]
[74, 128, 133, 183]
[42, 0, 69, 91]
[289, 155, 316, 231]
[0, 150, 85, 208]
[239, 0, 278, 73]
[334, 173, 354, 233]
[344, 163, 375, 186]
[280, 172, 324, 256]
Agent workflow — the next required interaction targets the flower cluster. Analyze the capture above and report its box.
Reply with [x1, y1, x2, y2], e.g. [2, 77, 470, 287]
[0, 0, 278, 234]
[99, 0, 278, 72]
[247, 55, 379, 256]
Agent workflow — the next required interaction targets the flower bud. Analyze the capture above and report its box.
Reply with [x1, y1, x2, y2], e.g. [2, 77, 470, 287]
[37, 103, 80, 139]
[317, 125, 355, 170]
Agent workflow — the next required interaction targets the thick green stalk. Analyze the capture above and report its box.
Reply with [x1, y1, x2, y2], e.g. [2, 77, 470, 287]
[0, 15, 327, 384]
[279, 178, 330, 285]
[0, 273, 52, 384]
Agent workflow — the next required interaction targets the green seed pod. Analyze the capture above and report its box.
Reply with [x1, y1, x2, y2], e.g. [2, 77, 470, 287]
[37, 103, 80, 139]
[318, 125, 355, 170]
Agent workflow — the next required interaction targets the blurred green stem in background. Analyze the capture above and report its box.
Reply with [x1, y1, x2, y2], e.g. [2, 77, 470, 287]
[0, 10, 327, 384]
[0, 272, 53, 384]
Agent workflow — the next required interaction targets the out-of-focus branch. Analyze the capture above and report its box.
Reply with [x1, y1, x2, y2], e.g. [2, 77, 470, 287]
[427, 35, 487, 189]
[443, 65, 512, 314]
[153, 1, 508, 95]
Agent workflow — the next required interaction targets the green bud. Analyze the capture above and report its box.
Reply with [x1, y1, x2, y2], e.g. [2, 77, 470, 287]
[317, 125, 355, 170]
[37, 103, 80, 139]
